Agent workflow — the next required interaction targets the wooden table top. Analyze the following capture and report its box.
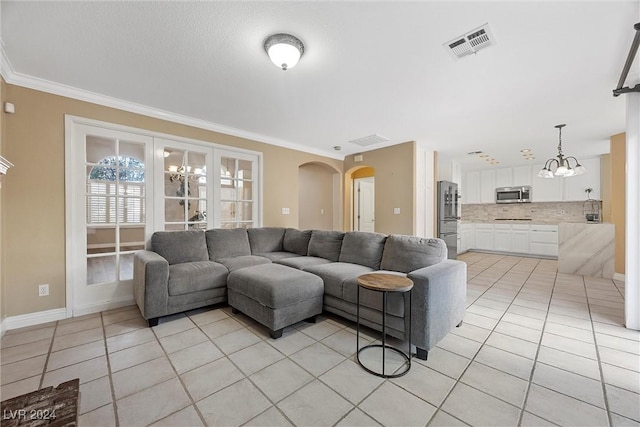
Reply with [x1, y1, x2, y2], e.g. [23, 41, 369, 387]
[357, 273, 414, 292]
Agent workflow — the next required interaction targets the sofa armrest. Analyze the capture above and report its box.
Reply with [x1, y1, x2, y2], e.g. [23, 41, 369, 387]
[408, 259, 467, 351]
[133, 250, 170, 320]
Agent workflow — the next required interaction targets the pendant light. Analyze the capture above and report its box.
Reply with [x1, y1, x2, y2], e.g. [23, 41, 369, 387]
[537, 124, 587, 179]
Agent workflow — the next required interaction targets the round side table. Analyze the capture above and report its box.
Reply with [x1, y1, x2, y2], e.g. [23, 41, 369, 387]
[356, 273, 413, 378]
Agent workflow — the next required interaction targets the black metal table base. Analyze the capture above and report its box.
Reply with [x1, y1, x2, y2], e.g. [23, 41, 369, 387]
[356, 344, 411, 378]
[356, 285, 412, 378]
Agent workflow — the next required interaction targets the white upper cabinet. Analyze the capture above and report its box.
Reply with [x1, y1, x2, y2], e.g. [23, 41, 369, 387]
[461, 156, 601, 204]
[513, 165, 533, 187]
[464, 171, 481, 204]
[480, 170, 496, 203]
[532, 170, 564, 201]
[562, 157, 601, 201]
[495, 168, 513, 188]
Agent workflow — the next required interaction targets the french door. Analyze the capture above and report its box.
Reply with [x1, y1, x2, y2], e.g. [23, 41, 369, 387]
[155, 139, 212, 231]
[67, 122, 153, 315]
[214, 150, 259, 229]
[67, 117, 262, 316]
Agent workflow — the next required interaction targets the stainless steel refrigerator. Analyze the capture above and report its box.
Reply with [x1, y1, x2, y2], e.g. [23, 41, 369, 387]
[437, 180, 460, 260]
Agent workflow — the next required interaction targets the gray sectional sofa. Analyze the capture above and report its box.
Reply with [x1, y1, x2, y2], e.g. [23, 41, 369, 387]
[133, 227, 467, 360]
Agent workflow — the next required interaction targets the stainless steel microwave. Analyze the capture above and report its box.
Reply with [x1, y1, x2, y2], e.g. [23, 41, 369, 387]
[496, 186, 532, 204]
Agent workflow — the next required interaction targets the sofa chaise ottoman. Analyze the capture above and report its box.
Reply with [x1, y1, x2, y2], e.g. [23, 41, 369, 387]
[227, 263, 324, 338]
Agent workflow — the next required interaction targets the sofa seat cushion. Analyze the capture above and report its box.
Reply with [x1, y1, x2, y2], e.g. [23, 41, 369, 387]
[339, 231, 387, 270]
[152, 230, 209, 265]
[342, 271, 407, 317]
[256, 251, 302, 262]
[380, 235, 447, 273]
[275, 256, 332, 270]
[168, 261, 228, 296]
[217, 255, 271, 272]
[248, 227, 286, 254]
[206, 228, 252, 260]
[303, 262, 374, 300]
[227, 263, 324, 309]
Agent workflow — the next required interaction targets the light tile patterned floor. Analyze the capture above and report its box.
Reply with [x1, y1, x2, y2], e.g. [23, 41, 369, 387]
[1, 252, 639, 426]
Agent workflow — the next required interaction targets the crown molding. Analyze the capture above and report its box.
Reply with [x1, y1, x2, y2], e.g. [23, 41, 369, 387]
[0, 44, 344, 161]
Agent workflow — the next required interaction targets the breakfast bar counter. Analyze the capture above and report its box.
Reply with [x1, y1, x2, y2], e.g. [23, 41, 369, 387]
[558, 222, 615, 279]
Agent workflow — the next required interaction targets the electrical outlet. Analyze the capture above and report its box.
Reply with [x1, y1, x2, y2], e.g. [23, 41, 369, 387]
[38, 284, 49, 296]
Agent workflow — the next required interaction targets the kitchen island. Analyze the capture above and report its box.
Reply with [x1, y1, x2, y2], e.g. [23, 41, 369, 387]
[558, 222, 615, 279]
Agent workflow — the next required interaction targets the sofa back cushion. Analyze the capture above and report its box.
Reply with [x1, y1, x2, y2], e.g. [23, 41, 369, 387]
[380, 235, 447, 273]
[205, 228, 251, 260]
[152, 230, 209, 265]
[308, 230, 345, 262]
[339, 231, 387, 269]
[283, 228, 312, 256]
[247, 227, 286, 254]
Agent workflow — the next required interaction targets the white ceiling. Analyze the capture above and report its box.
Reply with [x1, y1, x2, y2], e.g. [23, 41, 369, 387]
[1, 1, 639, 169]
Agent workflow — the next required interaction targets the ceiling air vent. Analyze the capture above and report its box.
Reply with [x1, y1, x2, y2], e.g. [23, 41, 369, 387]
[348, 134, 390, 147]
[444, 24, 495, 59]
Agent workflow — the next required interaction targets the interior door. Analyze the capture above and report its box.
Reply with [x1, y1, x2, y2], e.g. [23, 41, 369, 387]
[214, 150, 260, 229]
[155, 139, 212, 231]
[68, 123, 153, 315]
[354, 177, 375, 232]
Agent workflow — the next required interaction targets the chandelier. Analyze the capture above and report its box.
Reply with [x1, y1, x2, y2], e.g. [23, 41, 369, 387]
[537, 124, 587, 178]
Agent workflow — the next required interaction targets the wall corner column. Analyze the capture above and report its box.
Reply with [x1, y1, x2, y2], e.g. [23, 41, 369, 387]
[625, 92, 640, 330]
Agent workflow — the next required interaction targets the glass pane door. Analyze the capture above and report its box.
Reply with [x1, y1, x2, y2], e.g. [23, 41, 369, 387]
[86, 136, 147, 284]
[216, 151, 259, 229]
[159, 141, 210, 231]
[68, 120, 153, 316]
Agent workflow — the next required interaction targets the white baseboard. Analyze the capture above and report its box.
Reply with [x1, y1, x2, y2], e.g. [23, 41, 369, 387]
[1, 317, 6, 338]
[4, 308, 68, 331]
[613, 273, 625, 282]
[72, 297, 135, 317]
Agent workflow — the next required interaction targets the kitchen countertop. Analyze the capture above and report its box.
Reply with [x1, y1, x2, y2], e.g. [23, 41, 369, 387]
[460, 220, 611, 225]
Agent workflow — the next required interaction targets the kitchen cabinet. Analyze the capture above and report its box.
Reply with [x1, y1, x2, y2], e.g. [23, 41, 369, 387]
[512, 225, 531, 253]
[563, 157, 601, 201]
[462, 157, 601, 204]
[480, 170, 496, 203]
[532, 171, 563, 202]
[494, 224, 511, 252]
[513, 165, 533, 187]
[474, 224, 495, 250]
[464, 171, 481, 204]
[459, 223, 473, 254]
[529, 225, 558, 256]
[463, 223, 557, 257]
[495, 168, 513, 188]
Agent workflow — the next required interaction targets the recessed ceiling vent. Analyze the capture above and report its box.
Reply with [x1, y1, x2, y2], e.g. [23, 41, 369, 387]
[444, 24, 495, 59]
[348, 134, 390, 147]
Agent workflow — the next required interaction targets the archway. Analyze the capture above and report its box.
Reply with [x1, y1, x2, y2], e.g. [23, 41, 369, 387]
[298, 162, 341, 230]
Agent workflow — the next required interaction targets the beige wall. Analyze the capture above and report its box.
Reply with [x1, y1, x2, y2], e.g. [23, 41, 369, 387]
[344, 142, 415, 235]
[298, 163, 339, 231]
[2, 84, 343, 317]
[610, 133, 626, 274]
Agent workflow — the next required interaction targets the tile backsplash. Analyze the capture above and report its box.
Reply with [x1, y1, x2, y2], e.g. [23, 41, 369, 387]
[461, 201, 602, 224]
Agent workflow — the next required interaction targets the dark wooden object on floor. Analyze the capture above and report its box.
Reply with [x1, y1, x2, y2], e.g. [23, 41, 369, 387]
[1, 378, 80, 427]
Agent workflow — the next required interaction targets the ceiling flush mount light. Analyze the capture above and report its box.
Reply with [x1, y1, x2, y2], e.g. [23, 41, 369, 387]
[537, 124, 587, 179]
[264, 33, 304, 70]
